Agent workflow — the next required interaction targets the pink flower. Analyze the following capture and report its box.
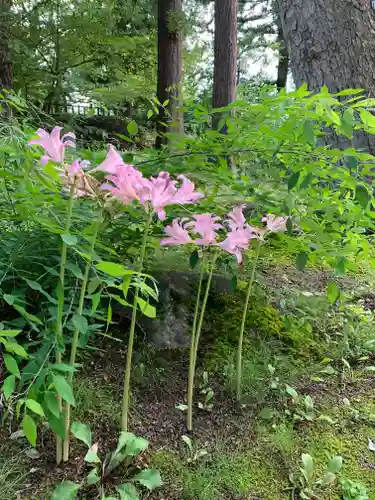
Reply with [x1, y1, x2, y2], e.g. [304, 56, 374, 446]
[262, 214, 288, 233]
[91, 145, 126, 174]
[160, 219, 193, 246]
[226, 205, 246, 230]
[101, 164, 146, 205]
[220, 226, 256, 264]
[139, 172, 177, 220]
[187, 214, 222, 245]
[28, 127, 75, 165]
[172, 175, 204, 205]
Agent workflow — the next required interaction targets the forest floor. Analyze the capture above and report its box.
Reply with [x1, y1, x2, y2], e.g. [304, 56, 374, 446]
[1, 263, 375, 499]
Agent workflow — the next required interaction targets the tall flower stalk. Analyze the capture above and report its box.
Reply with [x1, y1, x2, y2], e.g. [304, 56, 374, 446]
[236, 239, 262, 402]
[55, 183, 76, 465]
[63, 207, 103, 461]
[121, 211, 153, 431]
[187, 253, 217, 432]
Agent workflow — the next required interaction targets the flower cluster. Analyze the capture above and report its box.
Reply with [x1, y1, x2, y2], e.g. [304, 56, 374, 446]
[29, 128, 204, 215]
[161, 206, 288, 263]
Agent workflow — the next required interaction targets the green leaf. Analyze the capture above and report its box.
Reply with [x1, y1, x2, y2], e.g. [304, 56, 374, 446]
[88, 277, 102, 294]
[23, 414, 37, 447]
[122, 275, 132, 298]
[50, 363, 77, 373]
[65, 262, 84, 279]
[285, 385, 298, 399]
[288, 171, 300, 191]
[84, 443, 101, 463]
[5, 341, 28, 357]
[46, 410, 66, 439]
[327, 455, 343, 473]
[87, 468, 100, 485]
[136, 297, 156, 318]
[3, 294, 16, 305]
[124, 435, 148, 456]
[303, 120, 316, 146]
[133, 469, 163, 490]
[296, 251, 308, 271]
[25, 279, 43, 291]
[61, 234, 78, 246]
[2, 375, 15, 400]
[96, 261, 131, 277]
[300, 172, 313, 189]
[0, 329, 21, 337]
[147, 110, 153, 119]
[44, 392, 60, 418]
[52, 481, 81, 500]
[116, 483, 140, 500]
[109, 294, 131, 307]
[13, 304, 43, 325]
[4, 353, 20, 378]
[26, 399, 45, 417]
[327, 281, 340, 304]
[355, 184, 369, 209]
[53, 375, 75, 406]
[72, 313, 88, 334]
[301, 453, 314, 481]
[91, 292, 101, 315]
[189, 250, 199, 270]
[71, 422, 92, 447]
[127, 120, 138, 136]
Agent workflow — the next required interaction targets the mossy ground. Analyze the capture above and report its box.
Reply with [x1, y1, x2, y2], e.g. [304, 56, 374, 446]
[1, 264, 375, 499]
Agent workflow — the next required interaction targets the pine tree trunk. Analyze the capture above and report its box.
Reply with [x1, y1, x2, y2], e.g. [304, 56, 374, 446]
[278, 0, 375, 151]
[0, 0, 12, 91]
[212, 0, 238, 131]
[156, 0, 184, 149]
[275, 13, 288, 90]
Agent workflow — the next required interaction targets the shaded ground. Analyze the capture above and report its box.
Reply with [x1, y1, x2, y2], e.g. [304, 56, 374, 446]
[1, 264, 375, 499]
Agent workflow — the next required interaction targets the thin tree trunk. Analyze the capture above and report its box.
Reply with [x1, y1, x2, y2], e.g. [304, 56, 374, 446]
[278, 0, 375, 152]
[275, 13, 288, 90]
[212, 0, 238, 131]
[156, 0, 184, 149]
[0, 0, 12, 91]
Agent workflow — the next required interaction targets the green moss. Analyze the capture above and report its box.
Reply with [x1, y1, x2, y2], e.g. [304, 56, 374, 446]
[152, 446, 288, 500]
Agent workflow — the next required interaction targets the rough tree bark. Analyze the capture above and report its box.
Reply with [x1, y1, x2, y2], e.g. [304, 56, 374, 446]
[0, 0, 12, 91]
[156, 0, 184, 149]
[278, 0, 375, 151]
[212, 0, 238, 131]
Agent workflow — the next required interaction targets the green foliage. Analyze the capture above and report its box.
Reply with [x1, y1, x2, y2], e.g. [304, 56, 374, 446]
[340, 478, 369, 500]
[54, 424, 162, 498]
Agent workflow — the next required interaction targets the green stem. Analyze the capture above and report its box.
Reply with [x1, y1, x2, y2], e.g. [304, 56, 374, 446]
[121, 211, 152, 431]
[187, 258, 205, 433]
[236, 240, 262, 402]
[55, 183, 76, 465]
[63, 208, 103, 462]
[187, 254, 217, 432]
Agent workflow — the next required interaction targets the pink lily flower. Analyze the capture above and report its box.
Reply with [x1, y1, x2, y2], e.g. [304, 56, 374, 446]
[160, 219, 193, 246]
[28, 126, 75, 165]
[187, 214, 222, 245]
[102, 164, 146, 205]
[226, 205, 246, 230]
[262, 214, 288, 233]
[172, 175, 205, 205]
[139, 172, 178, 220]
[220, 226, 257, 264]
[91, 145, 126, 174]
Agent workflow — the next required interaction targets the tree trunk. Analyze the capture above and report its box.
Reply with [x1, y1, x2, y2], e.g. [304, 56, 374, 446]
[0, 0, 12, 91]
[156, 0, 184, 149]
[212, 0, 238, 131]
[275, 12, 288, 90]
[278, 0, 375, 151]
